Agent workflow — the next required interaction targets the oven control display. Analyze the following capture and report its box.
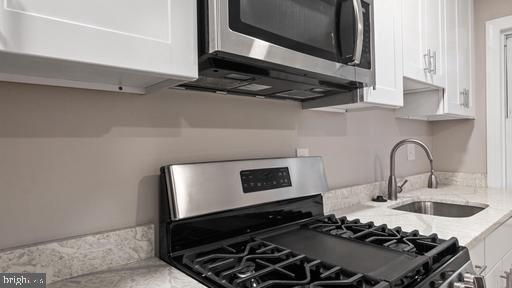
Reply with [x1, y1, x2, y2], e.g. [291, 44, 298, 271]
[240, 167, 292, 193]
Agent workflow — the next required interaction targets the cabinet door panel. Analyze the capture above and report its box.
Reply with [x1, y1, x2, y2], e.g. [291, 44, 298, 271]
[486, 218, 512, 271]
[423, 0, 445, 87]
[366, 0, 403, 107]
[402, 0, 428, 82]
[4, 0, 170, 41]
[444, 0, 472, 116]
[485, 260, 505, 288]
[457, 0, 472, 113]
[0, 0, 197, 80]
[503, 249, 512, 279]
[469, 240, 486, 274]
[443, 0, 462, 115]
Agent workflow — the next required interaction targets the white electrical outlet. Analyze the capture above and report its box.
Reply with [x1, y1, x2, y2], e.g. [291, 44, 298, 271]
[296, 148, 310, 157]
[407, 144, 416, 160]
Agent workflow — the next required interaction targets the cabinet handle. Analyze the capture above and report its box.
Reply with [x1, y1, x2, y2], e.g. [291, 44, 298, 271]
[430, 51, 437, 75]
[459, 89, 470, 108]
[465, 89, 470, 108]
[500, 269, 511, 288]
[424, 49, 432, 73]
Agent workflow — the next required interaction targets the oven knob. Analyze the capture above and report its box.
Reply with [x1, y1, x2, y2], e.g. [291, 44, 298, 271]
[461, 273, 486, 288]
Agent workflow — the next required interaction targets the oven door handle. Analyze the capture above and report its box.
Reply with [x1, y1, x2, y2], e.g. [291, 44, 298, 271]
[349, 0, 364, 65]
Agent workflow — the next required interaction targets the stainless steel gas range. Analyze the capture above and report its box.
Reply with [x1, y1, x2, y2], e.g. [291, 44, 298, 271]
[159, 157, 485, 288]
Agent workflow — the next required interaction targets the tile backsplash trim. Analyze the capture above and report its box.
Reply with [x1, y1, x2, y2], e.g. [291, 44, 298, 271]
[323, 172, 487, 213]
[0, 224, 154, 284]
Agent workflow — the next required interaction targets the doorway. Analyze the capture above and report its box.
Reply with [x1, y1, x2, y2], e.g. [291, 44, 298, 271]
[486, 15, 512, 188]
[507, 35, 512, 187]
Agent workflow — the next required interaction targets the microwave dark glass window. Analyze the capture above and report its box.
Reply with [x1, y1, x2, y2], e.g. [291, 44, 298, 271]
[229, 0, 340, 63]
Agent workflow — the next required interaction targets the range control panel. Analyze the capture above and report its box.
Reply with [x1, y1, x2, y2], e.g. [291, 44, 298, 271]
[240, 167, 292, 193]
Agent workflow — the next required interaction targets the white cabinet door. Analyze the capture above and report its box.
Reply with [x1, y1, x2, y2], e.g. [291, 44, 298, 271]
[0, 0, 197, 93]
[443, 0, 463, 116]
[486, 218, 512, 271]
[469, 240, 486, 274]
[423, 0, 445, 87]
[503, 249, 512, 284]
[365, 0, 403, 107]
[444, 0, 474, 117]
[403, 0, 445, 87]
[486, 260, 505, 288]
[456, 0, 474, 116]
[402, 0, 428, 82]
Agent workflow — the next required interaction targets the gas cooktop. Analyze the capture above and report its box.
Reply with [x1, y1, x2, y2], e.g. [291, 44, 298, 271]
[183, 238, 388, 288]
[176, 214, 461, 288]
[159, 157, 482, 288]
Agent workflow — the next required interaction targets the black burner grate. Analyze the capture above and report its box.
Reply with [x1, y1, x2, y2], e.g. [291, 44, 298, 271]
[183, 239, 389, 288]
[308, 215, 442, 254]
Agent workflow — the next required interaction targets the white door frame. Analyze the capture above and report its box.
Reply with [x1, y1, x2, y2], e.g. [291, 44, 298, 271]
[486, 16, 512, 188]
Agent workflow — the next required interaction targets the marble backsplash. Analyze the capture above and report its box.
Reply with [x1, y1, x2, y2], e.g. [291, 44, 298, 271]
[323, 172, 487, 213]
[0, 224, 154, 284]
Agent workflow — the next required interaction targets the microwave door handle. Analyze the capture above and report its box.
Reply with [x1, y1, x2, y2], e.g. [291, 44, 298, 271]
[349, 0, 364, 65]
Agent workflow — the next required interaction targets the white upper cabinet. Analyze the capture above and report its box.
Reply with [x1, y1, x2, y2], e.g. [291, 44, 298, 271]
[403, 0, 445, 89]
[402, 0, 425, 83]
[365, 0, 404, 107]
[443, 0, 475, 117]
[397, 0, 475, 120]
[0, 0, 197, 93]
[424, 0, 446, 87]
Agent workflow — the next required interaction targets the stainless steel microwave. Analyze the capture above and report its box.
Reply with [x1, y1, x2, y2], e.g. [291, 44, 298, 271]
[181, 0, 375, 105]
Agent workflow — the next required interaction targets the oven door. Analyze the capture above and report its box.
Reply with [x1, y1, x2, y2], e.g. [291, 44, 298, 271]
[208, 0, 374, 85]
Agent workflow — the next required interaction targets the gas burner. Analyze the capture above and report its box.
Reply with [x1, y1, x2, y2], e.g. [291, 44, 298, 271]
[235, 262, 256, 278]
[329, 229, 354, 237]
[386, 242, 416, 253]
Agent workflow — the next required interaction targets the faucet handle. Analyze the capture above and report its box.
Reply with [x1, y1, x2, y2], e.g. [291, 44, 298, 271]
[397, 179, 409, 193]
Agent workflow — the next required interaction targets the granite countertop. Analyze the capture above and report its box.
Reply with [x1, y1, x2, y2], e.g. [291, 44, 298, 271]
[331, 185, 512, 249]
[48, 258, 205, 288]
[45, 184, 512, 287]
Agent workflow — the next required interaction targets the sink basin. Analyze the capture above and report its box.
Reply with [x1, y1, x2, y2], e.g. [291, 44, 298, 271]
[392, 201, 488, 218]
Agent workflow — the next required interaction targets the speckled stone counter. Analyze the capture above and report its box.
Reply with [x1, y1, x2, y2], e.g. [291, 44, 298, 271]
[0, 224, 206, 288]
[47, 258, 204, 288]
[330, 185, 512, 249]
[0, 225, 155, 283]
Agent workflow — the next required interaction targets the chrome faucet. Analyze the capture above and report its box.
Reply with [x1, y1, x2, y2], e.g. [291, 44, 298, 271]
[388, 139, 438, 201]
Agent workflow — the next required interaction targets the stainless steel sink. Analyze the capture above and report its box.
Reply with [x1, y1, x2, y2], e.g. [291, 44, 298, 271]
[392, 201, 488, 218]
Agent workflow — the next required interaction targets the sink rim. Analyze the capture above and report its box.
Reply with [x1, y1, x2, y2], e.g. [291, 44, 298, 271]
[388, 198, 489, 209]
[389, 199, 489, 218]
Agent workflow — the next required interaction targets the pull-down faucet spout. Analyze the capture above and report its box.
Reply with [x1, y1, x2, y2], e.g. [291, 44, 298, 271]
[388, 139, 438, 201]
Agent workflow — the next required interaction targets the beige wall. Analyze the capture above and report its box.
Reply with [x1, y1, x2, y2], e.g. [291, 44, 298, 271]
[432, 0, 512, 173]
[0, 81, 432, 250]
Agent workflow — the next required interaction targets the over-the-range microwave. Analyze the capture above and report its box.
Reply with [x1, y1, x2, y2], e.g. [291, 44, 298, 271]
[180, 0, 375, 108]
